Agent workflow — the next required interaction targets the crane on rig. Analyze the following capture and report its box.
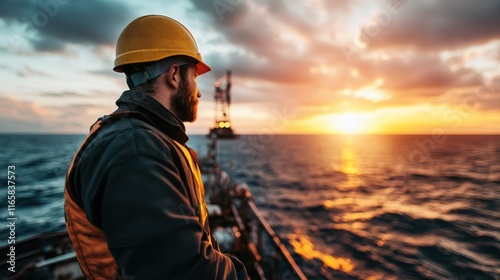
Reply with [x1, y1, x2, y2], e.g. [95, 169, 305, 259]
[209, 70, 237, 139]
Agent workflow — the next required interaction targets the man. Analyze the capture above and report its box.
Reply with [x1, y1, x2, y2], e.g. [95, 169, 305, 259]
[64, 15, 248, 280]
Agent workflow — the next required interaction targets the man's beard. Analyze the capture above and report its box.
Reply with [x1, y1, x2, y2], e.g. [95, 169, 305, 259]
[170, 78, 198, 122]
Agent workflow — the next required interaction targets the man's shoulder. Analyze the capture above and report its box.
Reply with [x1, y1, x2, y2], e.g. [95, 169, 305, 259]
[89, 117, 177, 163]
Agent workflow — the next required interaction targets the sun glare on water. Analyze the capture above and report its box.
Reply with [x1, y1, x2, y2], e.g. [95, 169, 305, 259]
[331, 112, 367, 134]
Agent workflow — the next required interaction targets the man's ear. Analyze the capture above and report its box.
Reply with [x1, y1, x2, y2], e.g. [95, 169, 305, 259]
[165, 64, 181, 89]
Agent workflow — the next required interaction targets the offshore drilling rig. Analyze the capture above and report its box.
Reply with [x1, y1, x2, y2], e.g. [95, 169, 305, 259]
[209, 70, 237, 139]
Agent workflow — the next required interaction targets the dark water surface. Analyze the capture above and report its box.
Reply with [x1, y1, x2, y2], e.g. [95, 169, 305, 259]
[0, 134, 499, 279]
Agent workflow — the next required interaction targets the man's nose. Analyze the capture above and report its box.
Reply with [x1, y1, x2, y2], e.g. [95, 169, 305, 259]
[197, 90, 201, 98]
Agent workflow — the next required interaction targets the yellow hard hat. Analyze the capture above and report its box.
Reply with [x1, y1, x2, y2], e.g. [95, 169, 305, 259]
[113, 15, 211, 75]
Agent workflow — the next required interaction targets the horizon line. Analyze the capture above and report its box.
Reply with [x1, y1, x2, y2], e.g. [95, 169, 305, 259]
[1, 132, 499, 136]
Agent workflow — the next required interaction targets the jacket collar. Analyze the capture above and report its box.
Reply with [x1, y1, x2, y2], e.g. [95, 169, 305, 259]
[115, 90, 189, 144]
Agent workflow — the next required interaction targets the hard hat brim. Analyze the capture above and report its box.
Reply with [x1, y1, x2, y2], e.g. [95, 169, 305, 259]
[196, 61, 211, 75]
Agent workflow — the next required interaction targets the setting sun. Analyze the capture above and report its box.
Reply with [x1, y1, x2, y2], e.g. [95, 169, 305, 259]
[331, 113, 367, 134]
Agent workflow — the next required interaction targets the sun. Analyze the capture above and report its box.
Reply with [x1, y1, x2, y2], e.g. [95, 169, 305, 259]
[332, 112, 367, 134]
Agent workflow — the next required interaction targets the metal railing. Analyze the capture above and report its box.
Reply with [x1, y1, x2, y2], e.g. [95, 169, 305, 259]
[232, 191, 308, 280]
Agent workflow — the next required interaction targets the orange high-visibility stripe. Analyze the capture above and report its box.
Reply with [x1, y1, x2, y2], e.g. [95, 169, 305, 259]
[173, 140, 210, 244]
[64, 120, 118, 279]
[64, 190, 118, 279]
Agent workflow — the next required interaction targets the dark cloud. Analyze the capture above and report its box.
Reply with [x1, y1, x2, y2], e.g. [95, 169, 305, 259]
[0, 0, 135, 51]
[31, 36, 65, 52]
[188, 0, 250, 27]
[197, 1, 488, 111]
[203, 1, 347, 56]
[204, 51, 317, 85]
[189, 0, 499, 95]
[189, 0, 352, 85]
[189, 0, 353, 35]
[0, 0, 33, 21]
[365, 0, 500, 50]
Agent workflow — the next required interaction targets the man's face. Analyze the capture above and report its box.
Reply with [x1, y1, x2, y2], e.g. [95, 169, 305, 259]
[170, 64, 200, 122]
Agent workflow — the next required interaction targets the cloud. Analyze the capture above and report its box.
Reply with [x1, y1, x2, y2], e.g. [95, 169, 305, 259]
[16, 65, 50, 77]
[88, 68, 123, 79]
[364, 0, 500, 50]
[0, 96, 112, 133]
[31, 36, 66, 52]
[1, 1, 498, 134]
[189, 0, 353, 86]
[190, 0, 488, 103]
[187, 0, 490, 119]
[186, 0, 498, 95]
[0, 96, 49, 132]
[40, 91, 88, 98]
[0, 0, 32, 21]
[0, 0, 135, 51]
[352, 53, 480, 91]
[188, 0, 250, 27]
[475, 74, 500, 111]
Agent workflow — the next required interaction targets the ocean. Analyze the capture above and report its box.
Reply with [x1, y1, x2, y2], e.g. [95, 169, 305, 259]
[0, 134, 499, 279]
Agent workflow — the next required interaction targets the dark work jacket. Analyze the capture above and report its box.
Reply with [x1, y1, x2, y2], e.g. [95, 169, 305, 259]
[68, 90, 248, 280]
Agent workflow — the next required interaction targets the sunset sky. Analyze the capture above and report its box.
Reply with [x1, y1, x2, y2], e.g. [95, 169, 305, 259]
[0, 0, 499, 134]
